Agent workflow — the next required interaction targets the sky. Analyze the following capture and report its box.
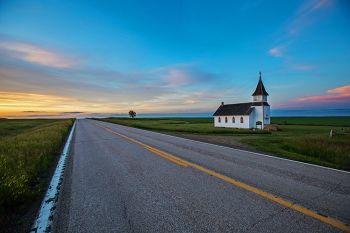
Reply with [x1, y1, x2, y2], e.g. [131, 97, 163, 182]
[0, 0, 350, 118]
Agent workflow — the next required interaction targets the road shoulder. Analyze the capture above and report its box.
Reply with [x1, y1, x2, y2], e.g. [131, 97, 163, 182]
[52, 130, 76, 233]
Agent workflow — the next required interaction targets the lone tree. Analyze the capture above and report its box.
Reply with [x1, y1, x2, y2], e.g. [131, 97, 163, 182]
[128, 110, 136, 118]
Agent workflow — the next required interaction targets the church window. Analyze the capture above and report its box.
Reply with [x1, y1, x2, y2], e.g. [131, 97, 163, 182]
[218, 117, 221, 123]
[225, 117, 228, 123]
[240, 117, 244, 123]
[232, 117, 235, 123]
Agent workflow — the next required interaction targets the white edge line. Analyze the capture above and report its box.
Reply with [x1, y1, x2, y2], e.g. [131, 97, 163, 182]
[31, 120, 76, 233]
[95, 119, 350, 175]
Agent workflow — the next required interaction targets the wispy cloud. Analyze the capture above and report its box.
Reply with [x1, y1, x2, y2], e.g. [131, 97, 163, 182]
[268, 46, 284, 57]
[0, 41, 78, 68]
[164, 68, 192, 86]
[267, 0, 333, 70]
[294, 85, 350, 103]
[184, 99, 197, 104]
[275, 84, 350, 109]
[288, 0, 332, 36]
[0, 46, 232, 117]
[145, 65, 219, 88]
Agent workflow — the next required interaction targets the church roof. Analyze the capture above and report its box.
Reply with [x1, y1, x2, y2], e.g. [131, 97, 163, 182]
[213, 103, 254, 116]
[213, 101, 270, 116]
[252, 73, 269, 96]
[251, 102, 270, 106]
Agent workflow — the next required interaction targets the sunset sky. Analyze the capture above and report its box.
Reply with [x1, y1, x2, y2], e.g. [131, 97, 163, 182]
[0, 0, 349, 118]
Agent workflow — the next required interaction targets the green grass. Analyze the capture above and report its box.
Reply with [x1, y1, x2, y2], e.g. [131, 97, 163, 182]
[0, 119, 74, 229]
[97, 117, 350, 171]
[271, 116, 350, 126]
[97, 117, 270, 135]
[0, 119, 59, 138]
[241, 125, 350, 170]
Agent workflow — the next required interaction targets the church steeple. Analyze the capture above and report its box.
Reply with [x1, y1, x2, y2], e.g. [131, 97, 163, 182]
[252, 72, 269, 96]
[252, 72, 269, 103]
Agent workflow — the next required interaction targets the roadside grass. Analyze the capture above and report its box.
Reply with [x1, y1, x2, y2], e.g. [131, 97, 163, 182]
[0, 119, 58, 138]
[97, 117, 350, 171]
[0, 119, 74, 231]
[241, 128, 350, 170]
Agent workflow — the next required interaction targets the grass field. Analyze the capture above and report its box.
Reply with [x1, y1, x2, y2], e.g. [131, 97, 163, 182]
[98, 117, 350, 171]
[0, 119, 74, 232]
[271, 116, 350, 126]
[0, 119, 59, 138]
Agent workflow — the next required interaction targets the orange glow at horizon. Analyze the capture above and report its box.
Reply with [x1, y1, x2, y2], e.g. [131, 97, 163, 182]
[0, 91, 208, 118]
[0, 92, 111, 117]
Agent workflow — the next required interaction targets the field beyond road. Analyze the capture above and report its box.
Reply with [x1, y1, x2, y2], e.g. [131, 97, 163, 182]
[97, 117, 350, 171]
[0, 119, 74, 233]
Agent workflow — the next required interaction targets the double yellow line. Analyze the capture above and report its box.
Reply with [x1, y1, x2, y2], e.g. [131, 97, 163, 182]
[95, 123, 350, 232]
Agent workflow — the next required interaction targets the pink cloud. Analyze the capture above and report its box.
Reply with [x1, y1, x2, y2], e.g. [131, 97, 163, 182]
[294, 85, 350, 103]
[0, 41, 78, 68]
[164, 69, 191, 86]
[268, 46, 284, 57]
[184, 99, 197, 104]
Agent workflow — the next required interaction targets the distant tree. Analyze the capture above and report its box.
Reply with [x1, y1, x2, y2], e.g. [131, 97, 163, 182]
[129, 110, 136, 118]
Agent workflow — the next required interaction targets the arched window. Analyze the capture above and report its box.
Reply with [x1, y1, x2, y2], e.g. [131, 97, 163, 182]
[218, 117, 221, 123]
[225, 117, 228, 123]
[232, 117, 235, 123]
[240, 117, 244, 123]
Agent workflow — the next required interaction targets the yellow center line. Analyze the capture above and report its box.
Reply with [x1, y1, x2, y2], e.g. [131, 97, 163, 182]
[96, 123, 188, 167]
[94, 122, 350, 233]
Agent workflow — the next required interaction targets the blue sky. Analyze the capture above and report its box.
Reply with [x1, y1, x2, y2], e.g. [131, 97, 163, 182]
[0, 0, 349, 117]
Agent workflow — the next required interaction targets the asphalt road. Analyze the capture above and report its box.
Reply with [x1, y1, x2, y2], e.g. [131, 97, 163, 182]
[53, 119, 350, 233]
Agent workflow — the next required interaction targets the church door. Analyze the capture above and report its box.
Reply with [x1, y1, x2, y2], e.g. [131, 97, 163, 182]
[256, 121, 262, 129]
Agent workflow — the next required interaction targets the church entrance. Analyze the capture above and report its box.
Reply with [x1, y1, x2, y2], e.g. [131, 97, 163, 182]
[256, 121, 262, 129]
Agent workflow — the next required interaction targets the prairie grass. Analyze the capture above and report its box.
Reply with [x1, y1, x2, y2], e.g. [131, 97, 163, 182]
[241, 133, 350, 170]
[0, 119, 58, 138]
[283, 136, 350, 168]
[0, 119, 74, 229]
[271, 116, 350, 126]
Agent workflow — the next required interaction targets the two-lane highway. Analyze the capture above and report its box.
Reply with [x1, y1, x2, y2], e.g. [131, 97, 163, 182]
[53, 119, 350, 232]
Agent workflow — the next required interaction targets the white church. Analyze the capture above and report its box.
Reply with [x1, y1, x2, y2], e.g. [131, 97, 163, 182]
[213, 73, 270, 129]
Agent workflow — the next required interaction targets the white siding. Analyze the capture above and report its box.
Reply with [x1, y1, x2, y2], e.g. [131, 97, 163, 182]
[252, 106, 263, 128]
[249, 113, 255, 128]
[214, 115, 251, 129]
[251, 106, 270, 128]
[264, 106, 270, 125]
